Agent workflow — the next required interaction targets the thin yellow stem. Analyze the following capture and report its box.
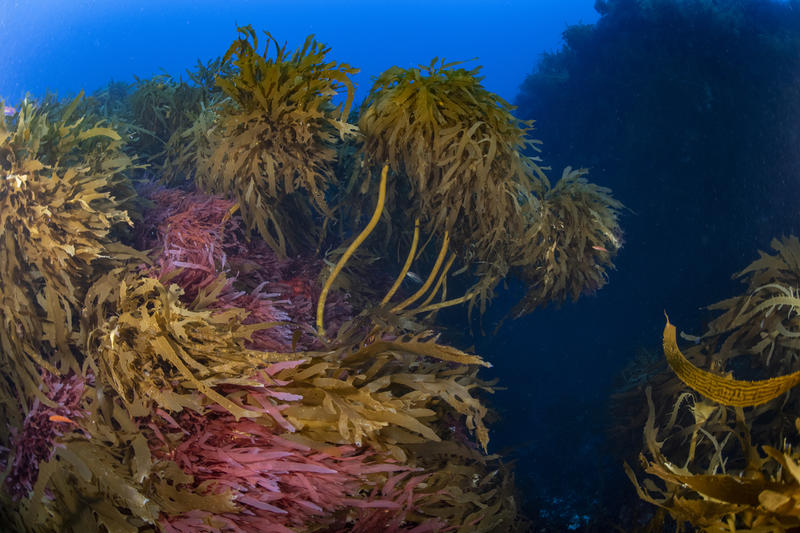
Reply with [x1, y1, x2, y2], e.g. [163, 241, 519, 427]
[316, 165, 388, 338]
[380, 218, 420, 306]
[418, 252, 456, 309]
[414, 290, 479, 314]
[391, 231, 449, 314]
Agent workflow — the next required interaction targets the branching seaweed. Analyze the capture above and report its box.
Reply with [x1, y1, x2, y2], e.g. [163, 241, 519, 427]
[354, 60, 623, 318]
[631, 236, 800, 531]
[195, 25, 358, 257]
[0, 96, 135, 396]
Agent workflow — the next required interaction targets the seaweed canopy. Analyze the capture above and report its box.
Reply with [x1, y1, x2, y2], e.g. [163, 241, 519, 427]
[82, 268, 295, 419]
[658, 236, 800, 410]
[127, 74, 206, 167]
[357, 60, 623, 317]
[196, 25, 358, 257]
[358, 58, 544, 268]
[0, 96, 134, 394]
[509, 167, 623, 317]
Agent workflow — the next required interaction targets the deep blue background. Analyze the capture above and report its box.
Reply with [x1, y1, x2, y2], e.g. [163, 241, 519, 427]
[0, 0, 597, 106]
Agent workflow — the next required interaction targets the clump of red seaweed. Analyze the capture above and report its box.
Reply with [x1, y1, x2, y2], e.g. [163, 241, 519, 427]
[154, 408, 417, 533]
[1, 371, 89, 501]
[136, 185, 352, 351]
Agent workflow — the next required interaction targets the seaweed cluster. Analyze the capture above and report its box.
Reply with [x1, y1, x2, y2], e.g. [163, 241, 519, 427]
[354, 59, 622, 316]
[0, 24, 623, 531]
[114, 25, 623, 319]
[0, 95, 135, 397]
[0, 113, 522, 533]
[628, 236, 800, 530]
[193, 26, 357, 257]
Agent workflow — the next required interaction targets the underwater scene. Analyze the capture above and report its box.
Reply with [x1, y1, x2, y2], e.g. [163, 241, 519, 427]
[1, 0, 800, 531]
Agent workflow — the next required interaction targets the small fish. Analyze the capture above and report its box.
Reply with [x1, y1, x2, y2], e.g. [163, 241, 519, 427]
[591, 245, 609, 253]
[3, 105, 14, 116]
[405, 271, 423, 284]
[48, 414, 79, 425]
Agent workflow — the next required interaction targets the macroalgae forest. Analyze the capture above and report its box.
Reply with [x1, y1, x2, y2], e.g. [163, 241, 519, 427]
[0, 25, 622, 531]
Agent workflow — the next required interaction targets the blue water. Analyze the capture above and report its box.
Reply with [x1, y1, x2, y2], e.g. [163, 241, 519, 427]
[3, 0, 799, 530]
[0, 0, 597, 106]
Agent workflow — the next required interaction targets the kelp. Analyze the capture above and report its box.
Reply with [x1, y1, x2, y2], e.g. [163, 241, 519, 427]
[656, 236, 800, 411]
[509, 167, 623, 317]
[158, 103, 217, 186]
[663, 316, 800, 407]
[0, 96, 135, 398]
[298, 172, 494, 457]
[194, 25, 358, 257]
[276, 340, 493, 459]
[353, 59, 623, 318]
[630, 236, 800, 530]
[358, 58, 545, 258]
[354, 58, 539, 307]
[127, 74, 206, 166]
[400, 441, 525, 533]
[627, 387, 800, 532]
[0, 29, 554, 531]
[83, 268, 297, 419]
[5, 378, 235, 533]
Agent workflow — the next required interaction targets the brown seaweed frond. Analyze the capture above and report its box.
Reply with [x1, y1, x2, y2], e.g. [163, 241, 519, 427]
[83, 268, 298, 419]
[275, 333, 494, 457]
[663, 315, 800, 407]
[195, 25, 358, 257]
[403, 441, 526, 532]
[686, 236, 800, 374]
[0, 97, 135, 394]
[355, 60, 624, 318]
[647, 236, 800, 447]
[629, 237, 800, 530]
[127, 74, 207, 165]
[7, 379, 235, 532]
[510, 167, 623, 317]
[627, 384, 800, 532]
[158, 101, 218, 186]
[357, 59, 544, 295]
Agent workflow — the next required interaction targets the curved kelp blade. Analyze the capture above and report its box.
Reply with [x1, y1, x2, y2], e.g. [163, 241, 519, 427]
[663, 315, 800, 406]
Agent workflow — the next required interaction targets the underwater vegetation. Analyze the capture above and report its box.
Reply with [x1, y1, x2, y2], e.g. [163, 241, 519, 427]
[0, 95, 135, 399]
[355, 58, 622, 318]
[193, 26, 357, 257]
[0, 24, 624, 532]
[625, 237, 800, 531]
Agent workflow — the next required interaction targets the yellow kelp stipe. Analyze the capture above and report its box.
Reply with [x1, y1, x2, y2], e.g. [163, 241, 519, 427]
[316, 165, 388, 338]
[380, 218, 420, 306]
[663, 314, 800, 406]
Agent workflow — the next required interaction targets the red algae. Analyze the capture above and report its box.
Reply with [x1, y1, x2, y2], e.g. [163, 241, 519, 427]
[1, 371, 90, 501]
[152, 406, 414, 532]
[137, 186, 353, 352]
